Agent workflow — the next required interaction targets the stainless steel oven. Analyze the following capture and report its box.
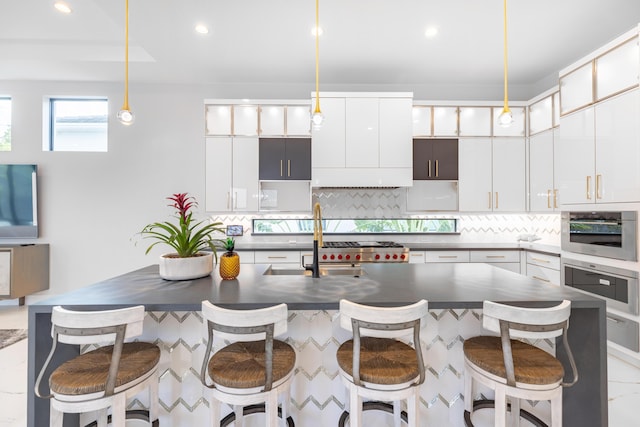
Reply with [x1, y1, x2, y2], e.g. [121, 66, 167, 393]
[562, 258, 639, 315]
[561, 211, 637, 261]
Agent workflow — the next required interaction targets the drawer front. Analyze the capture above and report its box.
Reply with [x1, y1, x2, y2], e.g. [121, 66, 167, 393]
[424, 250, 470, 263]
[527, 264, 561, 286]
[236, 250, 255, 264]
[607, 312, 640, 352]
[408, 251, 426, 264]
[255, 251, 301, 265]
[470, 250, 520, 263]
[526, 251, 560, 270]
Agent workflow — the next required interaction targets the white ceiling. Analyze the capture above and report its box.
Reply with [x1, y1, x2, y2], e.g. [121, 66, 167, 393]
[1, 0, 639, 100]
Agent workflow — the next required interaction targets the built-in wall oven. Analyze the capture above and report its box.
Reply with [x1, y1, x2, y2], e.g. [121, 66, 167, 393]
[561, 211, 637, 261]
[562, 258, 640, 352]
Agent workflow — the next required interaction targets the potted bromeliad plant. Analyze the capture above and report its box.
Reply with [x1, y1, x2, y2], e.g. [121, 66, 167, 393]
[139, 193, 226, 280]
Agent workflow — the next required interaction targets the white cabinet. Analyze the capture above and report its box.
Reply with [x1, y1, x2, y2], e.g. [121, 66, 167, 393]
[459, 107, 491, 137]
[412, 106, 432, 137]
[286, 105, 311, 136]
[205, 105, 232, 135]
[529, 95, 555, 135]
[525, 251, 560, 286]
[406, 181, 458, 211]
[470, 250, 521, 273]
[312, 93, 413, 187]
[408, 251, 426, 264]
[234, 105, 259, 136]
[254, 251, 302, 269]
[259, 106, 285, 136]
[425, 250, 470, 263]
[312, 97, 346, 168]
[596, 36, 639, 101]
[529, 129, 558, 211]
[459, 138, 525, 212]
[556, 89, 640, 204]
[433, 107, 458, 136]
[205, 137, 259, 212]
[560, 62, 594, 115]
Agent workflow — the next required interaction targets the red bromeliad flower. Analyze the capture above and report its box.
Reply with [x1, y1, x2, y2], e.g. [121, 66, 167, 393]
[168, 193, 196, 224]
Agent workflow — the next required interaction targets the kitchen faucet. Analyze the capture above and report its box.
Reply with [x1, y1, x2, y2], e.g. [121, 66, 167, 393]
[305, 202, 323, 278]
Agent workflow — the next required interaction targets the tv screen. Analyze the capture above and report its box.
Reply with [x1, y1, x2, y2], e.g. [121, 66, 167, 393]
[0, 164, 38, 238]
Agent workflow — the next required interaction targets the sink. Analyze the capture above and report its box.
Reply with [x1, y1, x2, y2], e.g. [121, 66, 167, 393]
[263, 266, 367, 277]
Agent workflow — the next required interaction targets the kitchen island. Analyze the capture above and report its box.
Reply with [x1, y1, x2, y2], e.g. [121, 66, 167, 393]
[28, 263, 606, 426]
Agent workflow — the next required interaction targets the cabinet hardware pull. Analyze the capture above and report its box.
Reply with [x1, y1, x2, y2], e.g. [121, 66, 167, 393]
[586, 176, 591, 200]
[412, 253, 424, 257]
[495, 192, 499, 209]
[267, 256, 287, 259]
[226, 192, 230, 209]
[547, 190, 551, 209]
[532, 276, 550, 283]
[553, 189, 558, 208]
[288, 159, 291, 177]
[428, 160, 432, 177]
[280, 160, 283, 177]
[596, 174, 602, 199]
[234, 192, 238, 209]
[435, 159, 439, 177]
[606, 316, 622, 324]
[487, 255, 505, 259]
[438, 255, 458, 259]
[488, 192, 492, 209]
[531, 258, 550, 263]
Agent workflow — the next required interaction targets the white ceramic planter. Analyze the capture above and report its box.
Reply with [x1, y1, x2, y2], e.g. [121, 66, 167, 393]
[158, 252, 213, 280]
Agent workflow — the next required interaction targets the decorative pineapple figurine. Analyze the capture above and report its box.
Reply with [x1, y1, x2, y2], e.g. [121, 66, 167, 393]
[219, 238, 240, 280]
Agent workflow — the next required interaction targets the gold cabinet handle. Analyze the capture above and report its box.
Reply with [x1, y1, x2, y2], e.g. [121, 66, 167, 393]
[280, 159, 283, 177]
[438, 255, 459, 259]
[553, 189, 558, 208]
[495, 192, 499, 209]
[532, 275, 551, 283]
[596, 174, 602, 199]
[288, 159, 291, 177]
[487, 255, 506, 259]
[531, 257, 550, 263]
[226, 192, 230, 209]
[435, 159, 439, 177]
[268, 256, 287, 259]
[586, 176, 591, 200]
[547, 189, 551, 209]
[234, 191, 238, 209]
[488, 192, 492, 209]
[428, 160, 432, 177]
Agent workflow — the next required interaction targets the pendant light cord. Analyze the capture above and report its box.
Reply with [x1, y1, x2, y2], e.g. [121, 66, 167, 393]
[502, 0, 510, 111]
[122, 0, 130, 111]
[314, 0, 321, 114]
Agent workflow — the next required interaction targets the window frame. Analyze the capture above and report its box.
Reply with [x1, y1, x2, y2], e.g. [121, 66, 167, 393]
[47, 97, 109, 152]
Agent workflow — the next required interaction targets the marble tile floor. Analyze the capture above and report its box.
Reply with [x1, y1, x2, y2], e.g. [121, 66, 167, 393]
[1, 304, 639, 427]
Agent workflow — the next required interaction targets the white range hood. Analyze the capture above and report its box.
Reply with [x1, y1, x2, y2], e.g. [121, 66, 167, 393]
[311, 92, 414, 188]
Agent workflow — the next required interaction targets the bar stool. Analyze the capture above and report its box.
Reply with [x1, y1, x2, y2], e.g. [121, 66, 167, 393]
[34, 305, 160, 427]
[463, 300, 579, 427]
[336, 299, 428, 427]
[200, 301, 296, 427]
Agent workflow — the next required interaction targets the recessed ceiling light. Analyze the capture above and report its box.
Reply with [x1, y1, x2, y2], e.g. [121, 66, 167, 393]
[311, 26, 323, 37]
[195, 24, 209, 34]
[424, 27, 438, 38]
[54, 1, 72, 14]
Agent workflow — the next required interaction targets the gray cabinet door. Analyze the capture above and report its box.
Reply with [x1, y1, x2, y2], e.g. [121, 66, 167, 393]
[259, 138, 311, 180]
[412, 139, 458, 180]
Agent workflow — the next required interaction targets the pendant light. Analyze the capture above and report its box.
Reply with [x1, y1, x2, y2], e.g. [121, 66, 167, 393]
[497, 0, 513, 127]
[117, 0, 134, 125]
[311, 0, 324, 130]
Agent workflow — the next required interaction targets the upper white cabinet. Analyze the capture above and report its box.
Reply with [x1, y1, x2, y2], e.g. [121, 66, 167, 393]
[459, 137, 525, 212]
[559, 62, 594, 115]
[433, 107, 458, 136]
[459, 107, 491, 137]
[529, 129, 559, 211]
[560, 30, 639, 116]
[412, 106, 432, 137]
[492, 107, 526, 137]
[556, 89, 640, 204]
[205, 137, 259, 212]
[312, 92, 413, 187]
[205, 102, 311, 137]
[529, 94, 557, 135]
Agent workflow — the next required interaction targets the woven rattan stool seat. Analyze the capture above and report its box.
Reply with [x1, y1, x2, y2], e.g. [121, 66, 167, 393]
[464, 336, 564, 386]
[50, 342, 160, 395]
[337, 337, 419, 385]
[208, 339, 296, 389]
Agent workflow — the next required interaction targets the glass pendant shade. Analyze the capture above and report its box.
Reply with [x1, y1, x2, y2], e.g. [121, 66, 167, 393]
[497, 108, 513, 127]
[117, 108, 135, 125]
[311, 110, 324, 130]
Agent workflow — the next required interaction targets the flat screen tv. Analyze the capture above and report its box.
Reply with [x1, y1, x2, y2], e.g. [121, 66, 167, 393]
[0, 164, 38, 238]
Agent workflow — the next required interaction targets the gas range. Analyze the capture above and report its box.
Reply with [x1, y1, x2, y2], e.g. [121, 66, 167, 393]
[319, 241, 409, 263]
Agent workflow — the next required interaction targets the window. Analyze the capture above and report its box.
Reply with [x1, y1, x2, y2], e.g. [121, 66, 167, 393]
[252, 218, 458, 234]
[47, 98, 108, 152]
[0, 98, 11, 151]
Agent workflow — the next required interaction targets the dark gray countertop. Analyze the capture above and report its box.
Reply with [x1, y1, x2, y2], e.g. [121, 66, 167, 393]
[31, 262, 597, 312]
[235, 241, 561, 255]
